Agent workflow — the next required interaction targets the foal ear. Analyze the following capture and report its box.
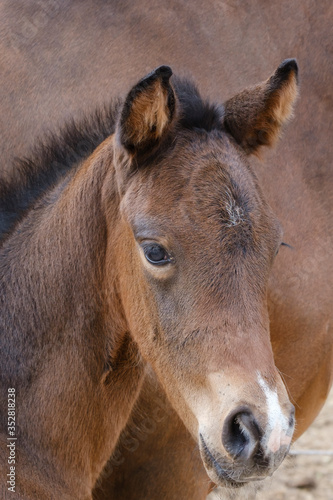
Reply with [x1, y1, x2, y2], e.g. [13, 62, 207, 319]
[223, 59, 299, 155]
[117, 65, 176, 154]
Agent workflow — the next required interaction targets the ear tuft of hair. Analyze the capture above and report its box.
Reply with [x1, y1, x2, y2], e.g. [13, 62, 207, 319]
[223, 58, 299, 155]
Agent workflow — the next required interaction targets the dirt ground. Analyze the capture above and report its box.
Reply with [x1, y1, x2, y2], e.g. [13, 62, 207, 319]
[209, 389, 333, 500]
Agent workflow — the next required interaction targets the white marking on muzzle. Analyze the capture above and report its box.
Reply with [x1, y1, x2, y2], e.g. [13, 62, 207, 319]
[257, 373, 291, 453]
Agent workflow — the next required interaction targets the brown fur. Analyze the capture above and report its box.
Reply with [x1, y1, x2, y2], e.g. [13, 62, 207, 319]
[223, 60, 299, 154]
[118, 66, 175, 152]
[127, 80, 171, 143]
[0, 1, 332, 499]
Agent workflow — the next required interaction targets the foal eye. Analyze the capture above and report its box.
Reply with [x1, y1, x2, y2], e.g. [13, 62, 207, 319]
[143, 244, 172, 266]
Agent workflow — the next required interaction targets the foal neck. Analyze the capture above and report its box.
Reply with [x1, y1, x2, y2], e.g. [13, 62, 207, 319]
[0, 136, 144, 495]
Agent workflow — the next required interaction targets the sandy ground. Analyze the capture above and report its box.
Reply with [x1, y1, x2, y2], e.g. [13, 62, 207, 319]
[208, 389, 333, 500]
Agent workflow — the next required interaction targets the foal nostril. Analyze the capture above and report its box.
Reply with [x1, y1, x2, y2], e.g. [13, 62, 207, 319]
[222, 407, 262, 462]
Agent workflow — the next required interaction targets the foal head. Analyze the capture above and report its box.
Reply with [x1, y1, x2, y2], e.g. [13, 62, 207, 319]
[110, 61, 298, 487]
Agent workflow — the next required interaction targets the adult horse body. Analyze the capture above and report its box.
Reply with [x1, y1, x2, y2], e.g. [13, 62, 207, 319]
[0, 1, 332, 499]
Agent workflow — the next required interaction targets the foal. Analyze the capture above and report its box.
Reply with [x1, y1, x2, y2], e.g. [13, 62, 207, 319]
[1, 60, 298, 498]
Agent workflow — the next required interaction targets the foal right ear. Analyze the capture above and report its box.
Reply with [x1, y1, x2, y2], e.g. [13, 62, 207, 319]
[116, 66, 176, 156]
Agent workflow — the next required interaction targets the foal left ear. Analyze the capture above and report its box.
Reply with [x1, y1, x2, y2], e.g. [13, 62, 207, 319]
[223, 59, 299, 155]
[117, 65, 176, 154]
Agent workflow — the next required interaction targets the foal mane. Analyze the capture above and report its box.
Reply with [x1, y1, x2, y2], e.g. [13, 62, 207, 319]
[0, 102, 121, 241]
[0, 78, 222, 242]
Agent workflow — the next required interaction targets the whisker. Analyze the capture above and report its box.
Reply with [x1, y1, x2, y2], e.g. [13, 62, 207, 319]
[276, 367, 299, 408]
